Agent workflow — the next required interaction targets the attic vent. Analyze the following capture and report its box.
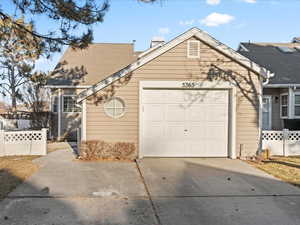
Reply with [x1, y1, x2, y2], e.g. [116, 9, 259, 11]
[187, 40, 200, 58]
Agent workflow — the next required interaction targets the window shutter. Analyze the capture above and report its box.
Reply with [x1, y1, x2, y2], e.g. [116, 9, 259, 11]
[187, 40, 200, 58]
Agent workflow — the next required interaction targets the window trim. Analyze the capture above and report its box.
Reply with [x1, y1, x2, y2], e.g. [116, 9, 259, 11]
[62, 95, 81, 113]
[187, 40, 200, 59]
[293, 92, 300, 118]
[280, 93, 288, 119]
[103, 97, 126, 119]
[262, 95, 272, 130]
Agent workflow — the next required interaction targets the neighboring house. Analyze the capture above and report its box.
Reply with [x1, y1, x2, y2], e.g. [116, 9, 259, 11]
[238, 40, 300, 131]
[54, 27, 271, 159]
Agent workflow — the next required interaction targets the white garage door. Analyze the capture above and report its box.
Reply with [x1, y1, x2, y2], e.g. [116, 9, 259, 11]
[141, 89, 229, 157]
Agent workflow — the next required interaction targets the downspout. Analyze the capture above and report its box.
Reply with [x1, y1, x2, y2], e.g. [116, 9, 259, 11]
[58, 88, 62, 141]
[259, 71, 275, 154]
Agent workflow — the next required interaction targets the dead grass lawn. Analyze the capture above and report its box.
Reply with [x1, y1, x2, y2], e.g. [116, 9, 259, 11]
[0, 156, 39, 201]
[0, 142, 68, 201]
[249, 156, 300, 188]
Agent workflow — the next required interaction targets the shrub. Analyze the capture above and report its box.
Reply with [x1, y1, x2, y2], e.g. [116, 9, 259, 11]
[80, 140, 136, 161]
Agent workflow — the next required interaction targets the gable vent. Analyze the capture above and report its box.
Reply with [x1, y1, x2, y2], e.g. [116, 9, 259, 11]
[187, 40, 200, 58]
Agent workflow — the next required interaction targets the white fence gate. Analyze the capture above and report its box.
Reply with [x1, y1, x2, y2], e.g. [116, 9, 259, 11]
[262, 130, 300, 156]
[0, 129, 47, 156]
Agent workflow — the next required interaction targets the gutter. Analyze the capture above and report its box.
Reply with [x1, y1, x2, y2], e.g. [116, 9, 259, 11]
[45, 85, 92, 89]
[262, 71, 275, 86]
[264, 84, 300, 88]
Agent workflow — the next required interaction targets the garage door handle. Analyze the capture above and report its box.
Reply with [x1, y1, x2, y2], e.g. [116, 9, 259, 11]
[184, 129, 188, 132]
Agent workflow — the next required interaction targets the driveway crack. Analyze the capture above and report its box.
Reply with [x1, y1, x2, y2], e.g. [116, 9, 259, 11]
[135, 160, 162, 225]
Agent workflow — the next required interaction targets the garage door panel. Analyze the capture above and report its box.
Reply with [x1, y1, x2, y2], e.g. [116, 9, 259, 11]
[142, 90, 165, 104]
[143, 140, 185, 157]
[142, 88, 229, 157]
[207, 107, 227, 122]
[144, 105, 164, 121]
[166, 91, 186, 103]
[160, 142, 186, 157]
[205, 124, 227, 139]
[166, 105, 185, 121]
[165, 123, 185, 138]
[143, 122, 164, 139]
[187, 123, 206, 139]
[186, 106, 207, 121]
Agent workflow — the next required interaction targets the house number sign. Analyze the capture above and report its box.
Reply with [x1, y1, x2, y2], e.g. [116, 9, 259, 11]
[182, 81, 202, 88]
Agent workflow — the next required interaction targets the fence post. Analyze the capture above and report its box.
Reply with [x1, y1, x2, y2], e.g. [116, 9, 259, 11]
[282, 129, 289, 157]
[0, 130, 4, 156]
[42, 128, 48, 155]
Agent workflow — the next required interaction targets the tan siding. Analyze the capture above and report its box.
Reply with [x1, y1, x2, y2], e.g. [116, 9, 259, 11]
[86, 36, 261, 157]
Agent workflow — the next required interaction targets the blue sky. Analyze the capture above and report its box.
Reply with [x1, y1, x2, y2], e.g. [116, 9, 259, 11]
[3, 0, 300, 72]
[31, 0, 300, 72]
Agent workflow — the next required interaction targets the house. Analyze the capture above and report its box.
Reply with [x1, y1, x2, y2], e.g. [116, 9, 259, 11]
[47, 27, 272, 158]
[238, 41, 300, 131]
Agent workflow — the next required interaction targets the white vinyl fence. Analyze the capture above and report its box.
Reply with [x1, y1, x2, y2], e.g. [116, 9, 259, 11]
[0, 129, 47, 156]
[262, 130, 300, 156]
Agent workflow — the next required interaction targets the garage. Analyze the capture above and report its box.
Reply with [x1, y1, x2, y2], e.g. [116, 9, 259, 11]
[141, 86, 230, 157]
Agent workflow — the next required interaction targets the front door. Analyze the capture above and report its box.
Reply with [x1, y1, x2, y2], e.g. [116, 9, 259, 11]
[262, 96, 272, 130]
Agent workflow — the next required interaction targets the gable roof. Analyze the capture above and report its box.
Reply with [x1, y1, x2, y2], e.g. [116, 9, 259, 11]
[238, 42, 300, 85]
[47, 43, 137, 86]
[77, 27, 272, 102]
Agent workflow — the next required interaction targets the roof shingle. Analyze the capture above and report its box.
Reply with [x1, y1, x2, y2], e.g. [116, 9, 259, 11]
[47, 43, 137, 86]
[238, 42, 300, 85]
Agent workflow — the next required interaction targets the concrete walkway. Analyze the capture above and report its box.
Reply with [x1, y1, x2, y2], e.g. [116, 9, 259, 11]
[0, 151, 300, 225]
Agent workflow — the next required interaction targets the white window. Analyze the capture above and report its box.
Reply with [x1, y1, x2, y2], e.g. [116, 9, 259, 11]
[294, 94, 300, 117]
[51, 96, 58, 113]
[280, 94, 288, 118]
[63, 96, 81, 113]
[104, 97, 125, 118]
[187, 40, 200, 58]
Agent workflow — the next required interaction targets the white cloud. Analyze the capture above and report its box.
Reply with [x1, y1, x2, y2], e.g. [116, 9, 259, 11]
[242, 0, 256, 3]
[200, 12, 235, 27]
[179, 19, 195, 26]
[206, 0, 221, 5]
[158, 27, 170, 35]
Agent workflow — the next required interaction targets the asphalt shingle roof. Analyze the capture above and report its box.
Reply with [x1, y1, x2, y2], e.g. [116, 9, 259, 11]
[238, 43, 300, 85]
[47, 43, 137, 86]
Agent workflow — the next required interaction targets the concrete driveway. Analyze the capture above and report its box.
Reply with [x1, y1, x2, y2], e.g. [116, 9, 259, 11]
[138, 158, 300, 225]
[1, 151, 300, 225]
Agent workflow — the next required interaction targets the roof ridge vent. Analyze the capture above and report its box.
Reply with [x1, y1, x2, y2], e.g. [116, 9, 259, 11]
[150, 36, 165, 48]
